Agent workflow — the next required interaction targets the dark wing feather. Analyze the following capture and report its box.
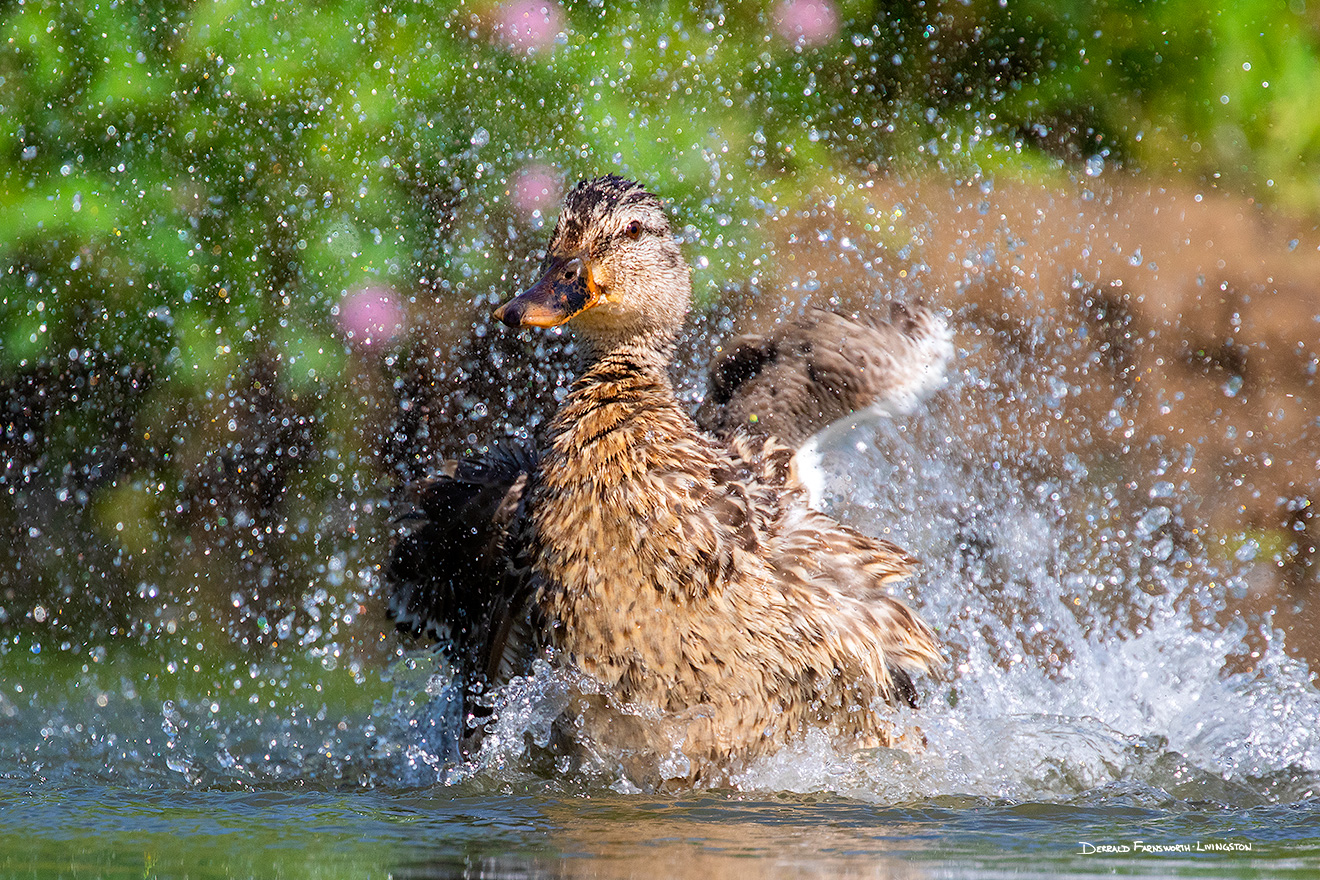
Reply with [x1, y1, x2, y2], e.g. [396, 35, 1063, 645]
[386, 441, 538, 705]
[696, 303, 952, 447]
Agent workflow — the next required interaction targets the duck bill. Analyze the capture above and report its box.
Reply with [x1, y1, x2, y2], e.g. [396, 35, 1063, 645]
[493, 256, 600, 328]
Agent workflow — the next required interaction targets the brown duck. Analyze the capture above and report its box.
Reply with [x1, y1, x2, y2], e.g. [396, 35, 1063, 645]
[388, 176, 948, 786]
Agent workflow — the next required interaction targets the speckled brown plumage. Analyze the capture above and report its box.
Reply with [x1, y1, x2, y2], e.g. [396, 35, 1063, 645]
[698, 304, 954, 448]
[532, 348, 938, 783]
[388, 175, 944, 786]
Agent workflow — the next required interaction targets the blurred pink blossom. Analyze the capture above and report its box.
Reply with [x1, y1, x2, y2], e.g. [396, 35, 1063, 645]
[338, 287, 404, 348]
[774, 0, 839, 47]
[493, 1, 564, 54]
[511, 164, 561, 219]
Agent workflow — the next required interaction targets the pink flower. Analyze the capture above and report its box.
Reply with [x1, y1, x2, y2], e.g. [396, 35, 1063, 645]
[493, 0, 564, 54]
[511, 164, 561, 220]
[338, 287, 404, 348]
[774, 0, 839, 48]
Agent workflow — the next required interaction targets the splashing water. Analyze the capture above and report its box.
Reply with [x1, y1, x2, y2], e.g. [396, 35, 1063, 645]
[733, 357, 1318, 804]
[412, 340, 1320, 805]
[2, 295, 1316, 810]
[5, 1, 1319, 872]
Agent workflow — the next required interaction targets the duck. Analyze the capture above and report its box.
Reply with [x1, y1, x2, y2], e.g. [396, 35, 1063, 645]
[387, 175, 949, 786]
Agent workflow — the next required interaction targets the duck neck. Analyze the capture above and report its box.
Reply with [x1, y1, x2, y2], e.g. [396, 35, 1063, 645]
[549, 331, 684, 448]
[573, 326, 678, 378]
[535, 328, 726, 626]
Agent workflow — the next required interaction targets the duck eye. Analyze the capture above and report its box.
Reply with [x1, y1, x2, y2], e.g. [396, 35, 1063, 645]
[624, 219, 643, 240]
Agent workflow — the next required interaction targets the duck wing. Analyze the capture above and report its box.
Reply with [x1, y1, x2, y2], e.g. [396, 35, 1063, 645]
[705, 433, 940, 708]
[386, 441, 538, 705]
[696, 303, 953, 448]
[770, 506, 940, 705]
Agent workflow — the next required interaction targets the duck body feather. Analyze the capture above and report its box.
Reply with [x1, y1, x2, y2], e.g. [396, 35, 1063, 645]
[528, 346, 938, 782]
[387, 175, 945, 786]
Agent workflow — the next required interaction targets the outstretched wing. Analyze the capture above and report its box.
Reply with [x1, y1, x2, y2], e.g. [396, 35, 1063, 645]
[770, 506, 940, 706]
[386, 441, 538, 696]
[697, 303, 953, 448]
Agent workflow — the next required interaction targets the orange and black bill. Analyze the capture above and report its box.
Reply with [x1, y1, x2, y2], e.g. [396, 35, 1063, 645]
[494, 255, 599, 328]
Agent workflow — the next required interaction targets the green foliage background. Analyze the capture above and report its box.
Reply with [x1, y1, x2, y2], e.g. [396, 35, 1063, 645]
[2, 0, 1318, 649]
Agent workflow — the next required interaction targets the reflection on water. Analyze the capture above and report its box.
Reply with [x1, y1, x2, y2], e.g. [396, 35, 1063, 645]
[3, 782, 1317, 880]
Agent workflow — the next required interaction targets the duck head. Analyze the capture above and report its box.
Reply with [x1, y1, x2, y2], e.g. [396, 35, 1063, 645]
[495, 175, 691, 353]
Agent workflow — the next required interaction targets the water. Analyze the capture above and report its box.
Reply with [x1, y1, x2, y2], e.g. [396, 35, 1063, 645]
[2, 784, 1317, 878]
[3, 345, 1319, 878]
